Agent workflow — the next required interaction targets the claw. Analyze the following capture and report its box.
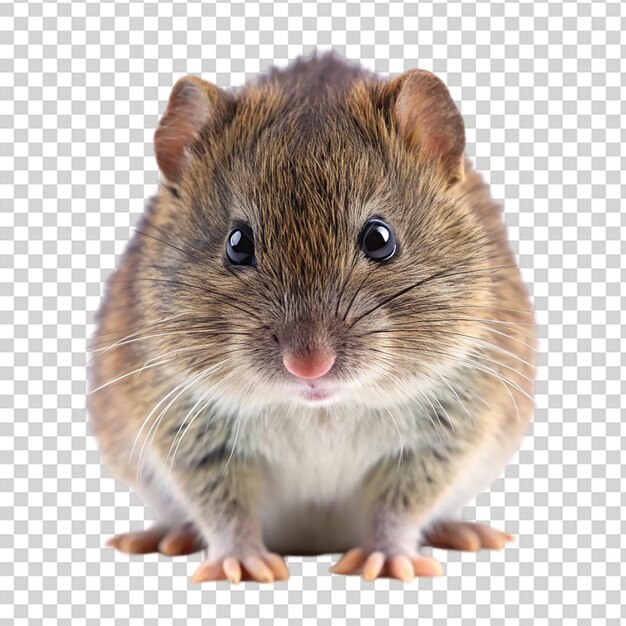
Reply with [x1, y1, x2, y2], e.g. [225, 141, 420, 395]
[410, 555, 444, 577]
[158, 526, 203, 556]
[330, 547, 366, 575]
[192, 559, 226, 583]
[222, 557, 242, 584]
[243, 555, 274, 583]
[388, 555, 415, 582]
[363, 551, 385, 581]
[264, 552, 290, 581]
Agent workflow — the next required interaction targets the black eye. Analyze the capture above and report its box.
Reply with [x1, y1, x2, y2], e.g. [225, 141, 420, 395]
[226, 225, 255, 266]
[359, 218, 396, 261]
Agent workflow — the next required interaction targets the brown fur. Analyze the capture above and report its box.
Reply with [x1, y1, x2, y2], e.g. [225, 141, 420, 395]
[88, 51, 535, 574]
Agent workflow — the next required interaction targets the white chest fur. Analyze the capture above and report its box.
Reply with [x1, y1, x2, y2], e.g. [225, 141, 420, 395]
[240, 407, 410, 554]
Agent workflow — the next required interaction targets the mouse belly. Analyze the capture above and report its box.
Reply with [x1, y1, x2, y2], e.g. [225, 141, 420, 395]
[258, 487, 369, 555]
[253, 430, 376, 555]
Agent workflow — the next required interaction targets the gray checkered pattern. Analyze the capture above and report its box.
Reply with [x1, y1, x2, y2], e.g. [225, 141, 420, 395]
[2, 0, 625, 623]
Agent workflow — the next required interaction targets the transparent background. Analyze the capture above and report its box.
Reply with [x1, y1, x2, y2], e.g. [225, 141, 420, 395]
[1, 0, 625, 624]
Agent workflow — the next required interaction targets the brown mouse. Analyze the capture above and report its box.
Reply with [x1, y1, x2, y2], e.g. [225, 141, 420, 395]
[88, 52, 536, 583]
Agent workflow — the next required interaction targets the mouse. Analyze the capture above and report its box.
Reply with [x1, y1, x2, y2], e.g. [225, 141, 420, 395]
[87, 52, 536, 583]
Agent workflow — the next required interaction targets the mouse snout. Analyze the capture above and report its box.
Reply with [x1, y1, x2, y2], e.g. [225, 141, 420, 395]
[282, 350, 336, 379]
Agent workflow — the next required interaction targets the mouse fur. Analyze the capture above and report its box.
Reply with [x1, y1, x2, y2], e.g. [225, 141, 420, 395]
[88, 51, 535, 582]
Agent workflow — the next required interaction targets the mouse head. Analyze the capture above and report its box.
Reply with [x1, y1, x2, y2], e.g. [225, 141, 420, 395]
[140, 63, 500, 414]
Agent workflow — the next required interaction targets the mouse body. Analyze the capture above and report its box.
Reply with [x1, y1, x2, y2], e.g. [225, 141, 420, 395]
[88, 53, 536, 582]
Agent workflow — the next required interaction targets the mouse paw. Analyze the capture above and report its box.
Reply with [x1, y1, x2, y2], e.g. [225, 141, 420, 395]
[106, 522, 203, 556]
[330, 547, 443, 582]
[191, 552, 289, 584]
[423, 521, 515, 552]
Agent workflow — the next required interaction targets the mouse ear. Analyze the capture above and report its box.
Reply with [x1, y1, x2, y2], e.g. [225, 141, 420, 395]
[154, 76, 226, 184]
[388, 69, 466, 182]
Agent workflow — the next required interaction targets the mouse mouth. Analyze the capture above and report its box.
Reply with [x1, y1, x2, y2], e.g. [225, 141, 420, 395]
[294, 382, 338, 403]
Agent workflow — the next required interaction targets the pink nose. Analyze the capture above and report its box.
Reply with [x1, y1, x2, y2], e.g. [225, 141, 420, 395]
[283, 351, 336, 379]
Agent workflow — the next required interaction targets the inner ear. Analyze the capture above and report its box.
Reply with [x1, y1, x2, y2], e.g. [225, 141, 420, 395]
[388, 69, 466, 182]
[154, 76, 225, 185]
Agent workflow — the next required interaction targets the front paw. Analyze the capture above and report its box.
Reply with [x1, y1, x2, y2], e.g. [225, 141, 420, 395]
[423, 521, 514, 552]
[330, 547, 443, 581]
[192, 551, 289, 584]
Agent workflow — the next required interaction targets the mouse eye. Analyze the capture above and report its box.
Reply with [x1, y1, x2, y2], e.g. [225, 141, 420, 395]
[359, 218, 396, 262]
[226, 225, 255, 266]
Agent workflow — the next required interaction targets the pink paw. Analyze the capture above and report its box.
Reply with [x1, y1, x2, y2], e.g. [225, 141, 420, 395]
[423, 521, 515, 552]
[330, 547, 444, 582]
[191, 552, 289, 584]
[106, 523, 203, 556]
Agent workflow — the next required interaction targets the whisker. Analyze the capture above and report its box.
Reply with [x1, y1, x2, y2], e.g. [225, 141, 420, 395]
[407, 332, 537, 385]
[440, 354, 533, 407]
[365, 360, 444, 440]
[369, 328, 535, 373]
[135, 346, 203, 377]
[172, 364, 266, 477]
[87, 313, 187, 341]
[471, 322, 536, 347]
[464, 346, 535, 384]
[376, 342, 533, 404]
[372, 351, 498, 418]
[89, 358, 176, 395]
[421, 363, 476, 426]
[360, 375, 405, 471]
[112, 277, 261, 321]
[87, 313, 185, 362]
[348, 267, 452, 328]
[139, 359, 233, 480]
[451, 304, 536, 315]
[358, 315, 537, 342]
[381, 399, 404, 471]
[200, 367, 248, 450]
[342, 271, 372, 323]
[221, 374, 267, 476]
[139, 371, 212, 480]
[348, 263, 519, 329]
[133, 228, 206, 264]
[417, 350, 524, 424]
[130, 376, 198, 471]
[335, 252, 360, 318]
[167, 388, 215, 468]
[368, 346, 479, 427]
[420, 374, 457, 433]
[89, 328, 258, 354]
[128, 355, 231, 468]
[434, 331, 534, 371]
[168, 361, 236, 476]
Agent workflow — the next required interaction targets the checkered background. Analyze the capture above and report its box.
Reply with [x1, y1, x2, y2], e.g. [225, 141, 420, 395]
[2, 0, 625, 624]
